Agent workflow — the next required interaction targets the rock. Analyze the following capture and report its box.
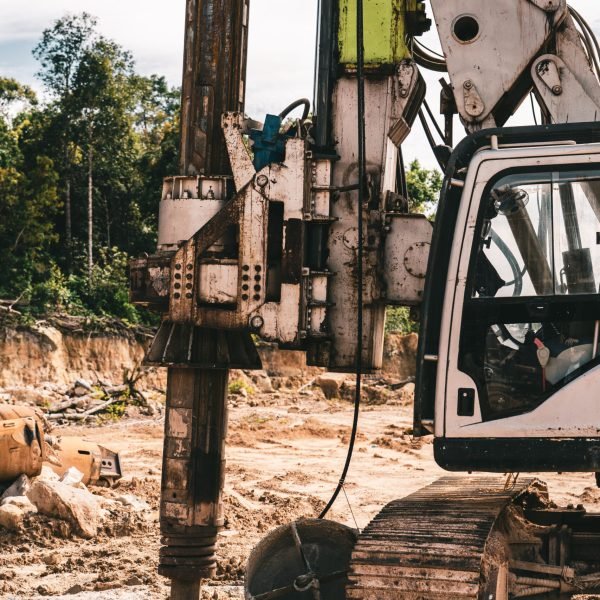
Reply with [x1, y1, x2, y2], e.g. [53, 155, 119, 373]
[341, 381, 390, 405]
[0, 504, 25, 530]
[93, 581, 121, 591]
[315, 373, 348, 399]
[257, 344, 322, 379]
[0, 474, 31, 501]
[38, 465, 60, 482]
[28, 479, 101, 539]
[382, 332, 419, 380]
[59, 467, 84, 487]
[3, 386, 56, 407]
[251, 371, 274, 393]
[65, 584, 84, 594]
[42, 552, 61, 566]
[1, 495, 37, 514]
[72, 379, 93, 396]
[116, 493, 150, 513]
[396, 382, 415, 405]
[36, 584, 52, 596]
[124, 575, 143, 586]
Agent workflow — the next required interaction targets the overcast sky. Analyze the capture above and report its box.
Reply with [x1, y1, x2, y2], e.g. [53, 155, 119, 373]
[1, 1, 599, 169]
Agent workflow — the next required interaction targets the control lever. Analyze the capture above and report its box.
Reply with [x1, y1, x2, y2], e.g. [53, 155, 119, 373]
[534, 338, 550, 392]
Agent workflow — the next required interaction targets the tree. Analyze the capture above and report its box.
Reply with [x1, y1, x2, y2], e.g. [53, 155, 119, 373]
[33, 13, 98, 99]
[69, 38, 135, 281]
[33, 13, 98, 268]
[0, 155, 60, 301]
[405, 159, 443, 216]
[0, 13, 180, 322]
[0, 78, 37, 121]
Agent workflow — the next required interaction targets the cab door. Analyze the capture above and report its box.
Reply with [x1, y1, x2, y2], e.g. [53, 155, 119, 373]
[435, 143, 600, 471]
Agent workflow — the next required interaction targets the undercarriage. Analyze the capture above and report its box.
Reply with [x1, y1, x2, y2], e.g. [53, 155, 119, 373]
[247, 476, 600, 599]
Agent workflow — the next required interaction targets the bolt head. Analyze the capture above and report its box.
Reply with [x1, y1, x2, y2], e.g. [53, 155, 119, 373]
[552, 84, 563, 95]
[256, 174, 269, 188]
[249, 315, 264, 330]
[463, 80, 473, 90]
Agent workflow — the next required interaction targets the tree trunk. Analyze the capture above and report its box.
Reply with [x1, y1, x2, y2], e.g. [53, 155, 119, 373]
[87, 143, 93, 284]
[64, 137, 72, 273]
[65, 179, 72, 262]
[103, 196, 111, 251]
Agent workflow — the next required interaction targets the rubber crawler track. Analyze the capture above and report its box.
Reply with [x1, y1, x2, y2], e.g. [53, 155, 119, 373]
[346, 476, 544, 599]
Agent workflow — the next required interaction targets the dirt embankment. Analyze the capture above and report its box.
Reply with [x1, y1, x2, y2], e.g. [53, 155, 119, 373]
[0, 324, 161, 390]
[0, 321, 418, 391]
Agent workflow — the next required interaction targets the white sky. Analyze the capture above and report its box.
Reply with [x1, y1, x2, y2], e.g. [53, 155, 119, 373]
[0, 1, 599, 169]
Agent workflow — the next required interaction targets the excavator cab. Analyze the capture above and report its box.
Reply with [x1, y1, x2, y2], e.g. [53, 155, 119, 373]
[416, 124, 600, 472]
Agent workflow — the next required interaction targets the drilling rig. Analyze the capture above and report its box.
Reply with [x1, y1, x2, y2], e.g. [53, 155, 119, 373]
[131, 0, 600, 597]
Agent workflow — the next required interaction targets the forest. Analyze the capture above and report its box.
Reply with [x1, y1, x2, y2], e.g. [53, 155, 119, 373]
[0, 13, 441, 327]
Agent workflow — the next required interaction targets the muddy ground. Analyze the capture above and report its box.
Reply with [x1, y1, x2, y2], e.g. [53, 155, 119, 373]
[2, 384, 600, 599]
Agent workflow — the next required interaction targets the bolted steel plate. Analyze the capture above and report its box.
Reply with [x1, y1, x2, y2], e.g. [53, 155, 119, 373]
[403, 241, 430, 279]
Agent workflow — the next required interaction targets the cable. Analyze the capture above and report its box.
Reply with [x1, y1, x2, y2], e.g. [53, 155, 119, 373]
[569, 7, 600, 82]
[412, 39, 447, 72]
[414, 38, 445, 59]
[279, 98, 311, 121]
[418, 109, 446, 171]
[397, 146, 408, 200]
[530, 92, 538, 126]
[423, 98, 445, 142]
[318, 0, 365, 521]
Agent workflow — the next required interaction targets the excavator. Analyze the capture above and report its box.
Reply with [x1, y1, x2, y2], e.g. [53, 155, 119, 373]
[130, 0, 600, 597]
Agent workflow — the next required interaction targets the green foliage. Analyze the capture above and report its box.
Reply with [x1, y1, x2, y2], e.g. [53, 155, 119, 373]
[29, 262, 73, 312]
[103, 401, 127, 420]
[0, 77, 37, 120]
[33, 13, 98, 99]
[0, 155, 60, 299]
[405, 159, 443, 216]
[0, 13, 180, 323]
[385, 306, 419, 334]
[61, 248, 141, 322]
[229, 379, 255, 396]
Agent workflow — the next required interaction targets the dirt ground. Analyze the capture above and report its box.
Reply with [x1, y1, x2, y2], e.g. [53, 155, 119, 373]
[2, 386, 600, 599]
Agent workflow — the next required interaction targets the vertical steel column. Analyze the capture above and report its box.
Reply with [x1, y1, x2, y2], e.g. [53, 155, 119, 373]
[159, 367, 229, 593]
[313, 0, 337, 149]
[160, 2, 250, 596]
[180, 0, 250, 176]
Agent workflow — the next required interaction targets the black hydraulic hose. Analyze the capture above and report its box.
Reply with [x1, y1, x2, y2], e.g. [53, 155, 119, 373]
[423, 98, 445, 143]
[412, 39, 447, 72]
[418, 109, 446, 171]
[318, 0, 366, 521]
[570, 7, 600, 81]
[279, 98, 311, 121]
[530, 92, 538, 126]
[398, 146, 408, 200]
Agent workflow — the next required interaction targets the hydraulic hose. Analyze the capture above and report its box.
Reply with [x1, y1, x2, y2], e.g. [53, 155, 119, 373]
[279, 98, 311, 121]
[318, 0, 366, 521]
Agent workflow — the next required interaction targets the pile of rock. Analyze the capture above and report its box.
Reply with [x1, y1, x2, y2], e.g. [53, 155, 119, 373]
[0, 466, 150, 538]
[313, 372, 415, 405]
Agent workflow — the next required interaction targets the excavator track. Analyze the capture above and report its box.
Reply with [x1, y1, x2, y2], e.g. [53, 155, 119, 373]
[346, 476, 546, 599]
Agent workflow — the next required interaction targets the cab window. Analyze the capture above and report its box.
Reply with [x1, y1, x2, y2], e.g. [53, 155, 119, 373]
[459, 168, 600, 422]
